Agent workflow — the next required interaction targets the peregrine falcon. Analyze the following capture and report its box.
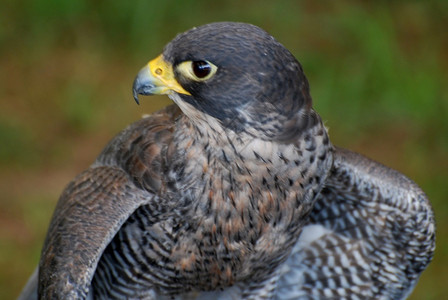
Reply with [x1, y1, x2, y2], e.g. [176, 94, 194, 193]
[19, 22, 435, 300]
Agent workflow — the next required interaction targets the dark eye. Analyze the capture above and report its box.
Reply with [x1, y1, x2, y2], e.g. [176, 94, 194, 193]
[177, 60, 217, 81]
[192, 61, 212, 78]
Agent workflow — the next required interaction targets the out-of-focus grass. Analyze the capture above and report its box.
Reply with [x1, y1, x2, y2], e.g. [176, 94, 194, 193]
[0, 0, 447, 299]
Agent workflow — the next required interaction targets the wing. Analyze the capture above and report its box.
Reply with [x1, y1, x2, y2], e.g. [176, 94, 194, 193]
[18, 106, 180, 299]
[39, 166, 155, 299]
[275, 147, 435, 300]
[18, 166, 153, 300]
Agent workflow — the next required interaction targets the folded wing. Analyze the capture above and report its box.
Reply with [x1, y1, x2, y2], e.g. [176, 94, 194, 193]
[18, 108, 178, 300]
[276, 147, 435, 300]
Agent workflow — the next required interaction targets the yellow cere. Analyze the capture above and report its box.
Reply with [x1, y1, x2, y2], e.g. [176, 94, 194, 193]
[147, 55, 191, 95]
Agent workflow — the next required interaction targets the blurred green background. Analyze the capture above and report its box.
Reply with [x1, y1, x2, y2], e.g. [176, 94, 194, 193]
[1, 0, 447, 299]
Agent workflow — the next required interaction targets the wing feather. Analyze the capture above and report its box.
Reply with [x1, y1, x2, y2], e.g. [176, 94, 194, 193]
[18, 107, 179, 299]
[38, 166, 154, 299]
[276, 147, 435, 300]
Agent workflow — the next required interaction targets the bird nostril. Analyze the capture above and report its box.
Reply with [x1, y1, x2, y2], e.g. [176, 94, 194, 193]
[155, 68, 163, 75]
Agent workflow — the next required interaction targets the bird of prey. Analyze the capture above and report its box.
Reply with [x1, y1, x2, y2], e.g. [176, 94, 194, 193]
[19, 22, 435, 300]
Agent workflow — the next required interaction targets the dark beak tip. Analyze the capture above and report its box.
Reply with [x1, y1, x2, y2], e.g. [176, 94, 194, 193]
[132, 76, 141, 105]
[132, 65, 157, 105]
[133, 91, 140, 105]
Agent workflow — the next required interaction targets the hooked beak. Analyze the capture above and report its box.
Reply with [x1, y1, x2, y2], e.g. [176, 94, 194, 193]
[132, 54, 191, 104]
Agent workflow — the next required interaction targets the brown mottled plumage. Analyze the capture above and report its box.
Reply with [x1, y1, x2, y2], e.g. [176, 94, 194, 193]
[19, 22, 434, 300]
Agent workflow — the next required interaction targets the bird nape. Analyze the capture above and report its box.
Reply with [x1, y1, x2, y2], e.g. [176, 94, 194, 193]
[19, 22, 435, 300]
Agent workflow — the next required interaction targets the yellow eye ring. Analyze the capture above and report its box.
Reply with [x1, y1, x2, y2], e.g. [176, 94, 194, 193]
[176, 60, 218, 82]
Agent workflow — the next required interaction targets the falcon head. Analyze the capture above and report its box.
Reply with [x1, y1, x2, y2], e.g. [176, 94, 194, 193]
[133, 22, 314, 141]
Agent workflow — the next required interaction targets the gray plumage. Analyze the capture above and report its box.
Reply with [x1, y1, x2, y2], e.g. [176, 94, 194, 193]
[275, 147, 434, 300]
[18, 22, 435, 300]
